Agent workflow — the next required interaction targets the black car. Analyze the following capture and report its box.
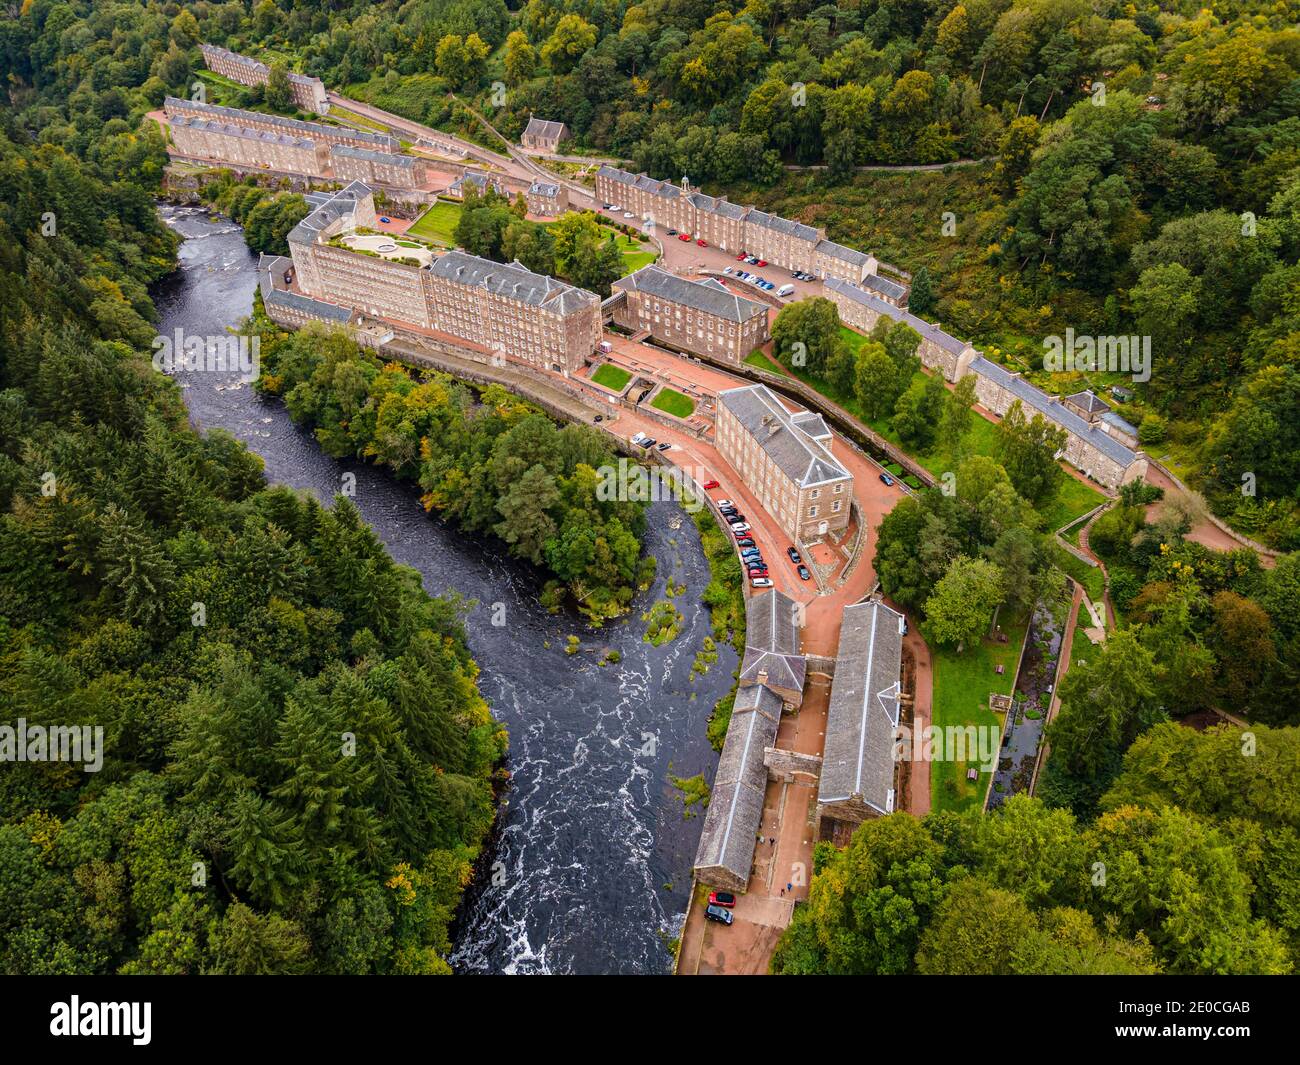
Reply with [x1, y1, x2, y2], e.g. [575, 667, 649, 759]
[593, 414, 603, 422]
[640, 438, 657, 448]
[704, 904, 733, 925]
[735, 538, 755, 548]
[726, 513, 745, 524]
[797, 564, 811, 581]
[787, 547, 802, 564]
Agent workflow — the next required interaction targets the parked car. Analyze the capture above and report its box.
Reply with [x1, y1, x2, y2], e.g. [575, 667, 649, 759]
[731, 523, 752, 534]
[601, 203, 612, 210]
[723, 266, 733, 274]
[696, 238, 708, 247]
[741, 550, 762, 560]
[787, 547, 802, 564]
[777, 284, 795, 298]
[379, 216, 391, 224]
[608, 204, 622, 213]
[622, 212, 635, 219]
[736, 270, 750, 280]
[666, 229, 677, 236]
[750, 577, 774, 588]
[593, 414, 603, 423]
[709, 891, 737, 908]
[748, 570, 770, 579]
[640, 437, 657, 448]
[797, 565, 812, 581]
[656, 441, 671, 451]
[879, 472, 895, 486]
[678, 233, 692, 242]
[735, 253, 747, 260]
[704, 904, 734, 925]
[727, 513, 746, 524]
[735, 538, 755, 548]
[715, 499, 733, 508]
[702, 479, 720, 490]
[745, 256, 758, 264]
[756, 259, 768, 267]
[630, 432, 646, 445]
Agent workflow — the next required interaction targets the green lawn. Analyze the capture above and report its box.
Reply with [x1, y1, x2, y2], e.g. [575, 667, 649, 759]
[407, 200, 462, 245]
[929, 617, 1027, 815]
[745, 349, 788, 376]
[651, 387, 695, 419]
[591, 363, 632, 392]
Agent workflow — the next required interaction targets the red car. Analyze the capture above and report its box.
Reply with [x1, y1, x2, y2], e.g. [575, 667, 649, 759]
[756, 259, 767, 267]
[696, 238, 708, 247]
[735, 253, 747, 260]
[677, 233, 691, 242]
[709, 890, 736, 908]
[702, 479, 719, 490]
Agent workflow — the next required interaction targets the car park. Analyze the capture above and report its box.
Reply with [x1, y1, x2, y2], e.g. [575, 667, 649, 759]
[703, 480, 719, 490]
[704, 904, 733, 925]
[879, 472, 895, 486]
[709, 891, 736, 908]
[787, 547, 802, 564]
[750, 577, 773, 588]
[797, 565, 811, 581]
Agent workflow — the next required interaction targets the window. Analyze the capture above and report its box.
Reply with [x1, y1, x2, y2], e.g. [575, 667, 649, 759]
[832, 500, 842, 513]
[808, 505, 819, 518]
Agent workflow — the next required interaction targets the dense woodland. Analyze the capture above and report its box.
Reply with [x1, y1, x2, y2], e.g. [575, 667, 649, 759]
[0, 5, 513, 974]
[253, 318, 655, 621]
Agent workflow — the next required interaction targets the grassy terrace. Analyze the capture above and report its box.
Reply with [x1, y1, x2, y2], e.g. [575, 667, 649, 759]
[407, 200, 461, 245]
[930, 617, 1028, 815]
[650, 387, 695, 418]
[591, 363, 632, 392]
[745, 349, 788, 375]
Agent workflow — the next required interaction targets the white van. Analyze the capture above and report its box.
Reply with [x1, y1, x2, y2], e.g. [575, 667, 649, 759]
[776, 284, 795, 298]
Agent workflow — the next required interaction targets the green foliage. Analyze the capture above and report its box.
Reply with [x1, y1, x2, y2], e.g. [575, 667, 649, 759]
[257, 326, 650, 621]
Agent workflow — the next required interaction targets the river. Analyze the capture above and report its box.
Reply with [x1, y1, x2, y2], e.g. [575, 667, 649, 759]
[152, 205, 734, 974]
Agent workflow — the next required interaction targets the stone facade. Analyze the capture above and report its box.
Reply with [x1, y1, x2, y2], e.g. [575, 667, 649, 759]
[286, 184, 602, 375]
[329, 145, 433, 188]
[595, 166, 871, 281]
[169, 115, 329, 175]
[717, 384, 853, 542]
[525, 180, 568, 217]
[164, 97, 398, 152]
[609, 266, 769, 362]
[521, 117, 568, 151]
[199, 44, 329, 114]
[824, 277, 972, 380]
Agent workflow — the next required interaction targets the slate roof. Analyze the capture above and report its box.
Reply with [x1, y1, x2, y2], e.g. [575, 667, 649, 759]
[429, 250, 599, 315]
[286, 181, 372, 246]
[971, 357, 1138, 466]
[597, 164, 637, 186]
[719, 384, 850, 487]
[818, 600, 904, 816]
[1065, 389, 1110, 415]
[612, 266, 767, 323]
[749, 209, 819, 243]
[860, 272, 908, 303]
[693, 683, 781, 883]
[1101, 410, 1139, 438]
[265, 288, 354, 322]
[164, 97, 397, 150]
[789, 410, 831, 441]
[524, 117, 567, 141]
[816, 239, 870, 266]
[739, 589, 806, 694]
[331, 144, 419, 168]
[823, 278, 967, 355]
[528, 179, 560, 196]
[171, 115, 319, 150]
